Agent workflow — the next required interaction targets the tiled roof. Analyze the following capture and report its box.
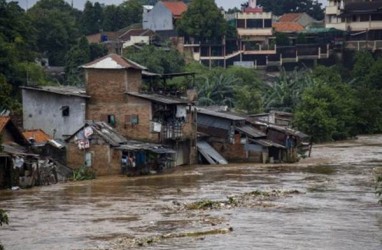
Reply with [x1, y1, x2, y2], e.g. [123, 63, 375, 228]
[161, 1, 187, 18]
[82, 53, 147, 70]
[273, 22, 304, 32]
[0, 116, 10, 132]
[23, 129, 52, 143]
[278, 13, 304, 22]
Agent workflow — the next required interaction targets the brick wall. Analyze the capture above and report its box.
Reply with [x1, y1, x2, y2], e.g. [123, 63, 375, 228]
[209, 138, 261, 163]
[66, 141, 122, 176]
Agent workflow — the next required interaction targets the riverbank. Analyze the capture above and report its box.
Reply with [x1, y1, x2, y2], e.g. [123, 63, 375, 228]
[0, 135, 381, 249]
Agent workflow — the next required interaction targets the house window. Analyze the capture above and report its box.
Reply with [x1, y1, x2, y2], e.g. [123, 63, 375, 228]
[101, 114, 116, 126]
[125, 114, 139, 126]
[107, 114, 116, 127]
[62, 106, 70, 117]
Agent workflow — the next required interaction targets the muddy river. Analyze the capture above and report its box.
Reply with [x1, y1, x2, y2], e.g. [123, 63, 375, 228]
[1, 135, 382, 249]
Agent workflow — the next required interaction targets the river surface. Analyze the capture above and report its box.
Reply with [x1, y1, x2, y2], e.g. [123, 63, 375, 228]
[1, 135, 382, 249]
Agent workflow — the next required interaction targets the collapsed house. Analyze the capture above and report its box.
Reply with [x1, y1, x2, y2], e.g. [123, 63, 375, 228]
[66, 121, 176, 176]
[196, 108, 287, 164]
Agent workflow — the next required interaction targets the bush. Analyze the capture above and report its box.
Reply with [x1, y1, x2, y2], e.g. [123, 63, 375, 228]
[72, 166, 96, 181]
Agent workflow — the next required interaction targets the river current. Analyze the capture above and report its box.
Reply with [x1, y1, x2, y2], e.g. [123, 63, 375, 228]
[1, 135, 382, 249]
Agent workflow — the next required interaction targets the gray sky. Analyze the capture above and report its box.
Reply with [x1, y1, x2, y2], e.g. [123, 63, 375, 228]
[13, 0, 328, 11]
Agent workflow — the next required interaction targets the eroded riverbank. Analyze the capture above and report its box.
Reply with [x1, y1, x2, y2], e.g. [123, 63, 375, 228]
[1, 135, 382, 249]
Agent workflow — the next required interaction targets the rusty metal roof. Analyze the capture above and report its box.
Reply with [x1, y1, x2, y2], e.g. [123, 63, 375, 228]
[0, 116, 10, 132]
[82, 53, 147, 70]
[127, 92, 189, 104]
[23, 129, 52, 143]
[21, 86, 89, 98]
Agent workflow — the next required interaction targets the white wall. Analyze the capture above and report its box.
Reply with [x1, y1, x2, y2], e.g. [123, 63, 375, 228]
[22, 89, 86, 139]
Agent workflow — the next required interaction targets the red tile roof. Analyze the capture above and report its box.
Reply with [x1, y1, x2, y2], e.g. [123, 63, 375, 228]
[161, 1, 187, 18]
[0, 116, 10, 133]
[278, 13, 304, 23]
[23, 129, 52, 143]
[82, 53, 147, 70]
[273, 22, 304, 33]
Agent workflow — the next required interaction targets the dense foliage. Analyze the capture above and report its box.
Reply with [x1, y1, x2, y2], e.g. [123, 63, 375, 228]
[258, 0, 325, 20]
[177, 0, 228, 43]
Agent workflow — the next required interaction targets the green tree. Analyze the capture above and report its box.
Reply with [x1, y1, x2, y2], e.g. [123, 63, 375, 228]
[28, 0, 80, 66]
[0, 74, 22, 114]
[352, 50, 374, 84]
[258, 0, 324, 20]
[294, 72, 357, 142]
[197, 73, 238, 108]
[263, 69, 315, 112]
[177, 0, 227, 43]
[124, 45, 185, 74]
[65, 36, 91, 86]
[351, 51, 382, 134]
[80, 1, 103, 35]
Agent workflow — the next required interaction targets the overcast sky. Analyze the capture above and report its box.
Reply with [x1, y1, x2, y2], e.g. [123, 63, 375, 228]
[13, 0, 328, 11]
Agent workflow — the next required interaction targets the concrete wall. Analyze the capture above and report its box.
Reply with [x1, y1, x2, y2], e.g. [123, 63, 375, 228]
[143, 2, 173, 31]
[22, 89, 86, 139]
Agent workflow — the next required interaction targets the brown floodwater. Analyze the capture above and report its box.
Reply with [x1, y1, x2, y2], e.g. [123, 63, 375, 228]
[1, 135, 382, 249]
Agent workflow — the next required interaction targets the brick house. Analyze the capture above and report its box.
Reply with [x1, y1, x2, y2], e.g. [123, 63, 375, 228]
[82, 54, 197, 166]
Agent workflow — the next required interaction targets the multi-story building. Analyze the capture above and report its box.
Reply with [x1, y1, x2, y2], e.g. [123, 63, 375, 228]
[325, 0, 382, 49]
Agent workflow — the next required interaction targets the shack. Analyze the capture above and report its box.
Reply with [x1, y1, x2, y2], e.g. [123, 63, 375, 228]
[196, 108, 285, 163]
[0, 116, 40, 189]
[66, 121, 176, 176]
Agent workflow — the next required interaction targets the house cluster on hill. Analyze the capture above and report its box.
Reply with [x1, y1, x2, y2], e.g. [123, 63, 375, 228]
[0, 52, 311, 189]
[83, 0, 382, 71]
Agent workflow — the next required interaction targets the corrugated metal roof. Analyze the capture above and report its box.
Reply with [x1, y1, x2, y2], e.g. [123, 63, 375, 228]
[197, 141, 228, 164]
[21, 86, 89, 98]
[82, 54, 147, 70]
[254, 139, 285, 148]
[197, 108, 246, 121]
[236, 125, 266, 138]
[127, 92, 189, 104]
[268, 124, 309, 138]
[117, 140, 176, 154]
